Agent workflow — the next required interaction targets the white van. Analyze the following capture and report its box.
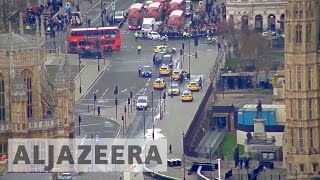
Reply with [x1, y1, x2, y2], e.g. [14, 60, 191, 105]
[141, 18, 156, 32]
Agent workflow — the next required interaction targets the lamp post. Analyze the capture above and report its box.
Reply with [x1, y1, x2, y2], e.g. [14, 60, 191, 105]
[170, 71, 173, 98]
[143, 107, 146, 138]
[182, 131, 186, 180]
[188, 36, 191, 79]
[159, 89, 162, 120]
[96, 27, 100, 72]
[100, 0, 104, 27]
[151, 90, 154, 140]
[218, 158, 221, 180]
[78, 53, 82, 93]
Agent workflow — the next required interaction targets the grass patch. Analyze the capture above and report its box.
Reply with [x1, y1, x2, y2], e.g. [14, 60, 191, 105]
[46, 65, 58, 80]
[226, 58, 239, 69]
[220, 132, 245, 158]
[272, 51, 284, 58]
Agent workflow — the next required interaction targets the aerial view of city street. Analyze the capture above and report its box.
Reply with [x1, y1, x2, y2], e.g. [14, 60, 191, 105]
[0, 0, 320, 179]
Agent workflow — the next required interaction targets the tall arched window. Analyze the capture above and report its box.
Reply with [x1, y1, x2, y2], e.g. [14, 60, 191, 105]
[308, 66, 312, 89]
[22, 69, 32, 118]
[297, 66, 302, 90]
[306, 24, 312, 43]
[0, 74, 5, 121]
[296, 24, 302, 43]
[287, 24, 291, 42]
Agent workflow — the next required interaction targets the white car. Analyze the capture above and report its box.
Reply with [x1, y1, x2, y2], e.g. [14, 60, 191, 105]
[114, 11, 125, 22]
[136, 96, 149, 110]
[147, 31, 161, 40]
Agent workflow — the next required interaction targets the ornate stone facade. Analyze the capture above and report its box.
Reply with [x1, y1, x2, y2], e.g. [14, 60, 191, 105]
[0, 25, 75, 173]
[283, 0, 320, 179]
[226, 0, 286, 32]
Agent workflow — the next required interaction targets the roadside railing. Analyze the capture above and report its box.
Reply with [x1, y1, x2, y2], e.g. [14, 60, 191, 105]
[184, 81, 213, 156]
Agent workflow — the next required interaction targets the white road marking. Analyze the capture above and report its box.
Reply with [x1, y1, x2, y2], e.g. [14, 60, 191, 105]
[91, 0, 121, 23]
[121, 89, 127, 93]
[111, 60, 151, 64]
[145, 82, 149, 87]
[148, 78, 151, 82]
[98, 88, 108, 102]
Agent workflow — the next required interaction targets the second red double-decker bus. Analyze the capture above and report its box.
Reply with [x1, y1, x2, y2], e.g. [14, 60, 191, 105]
[67, 27, 121, 54]
[168, 0, 185, 15]
[167, 10, 185, 31]
[127, 3, 144, 30]
[146, 2, 165, 21]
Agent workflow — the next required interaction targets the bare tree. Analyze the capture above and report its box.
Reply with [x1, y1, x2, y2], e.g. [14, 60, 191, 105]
[238, 30, 271, 70]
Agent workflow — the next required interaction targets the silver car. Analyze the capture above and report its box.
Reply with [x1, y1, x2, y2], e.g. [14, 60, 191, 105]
[167, 83, 181, 96]
[136, 96, 149, 110]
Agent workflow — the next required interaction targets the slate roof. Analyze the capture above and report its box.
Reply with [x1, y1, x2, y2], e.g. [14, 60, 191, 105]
[0, 33, 38, 50]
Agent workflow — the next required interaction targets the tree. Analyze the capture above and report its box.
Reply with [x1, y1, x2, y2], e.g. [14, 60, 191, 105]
[0, 0, 27, 32]
[238, 30, 271, 71]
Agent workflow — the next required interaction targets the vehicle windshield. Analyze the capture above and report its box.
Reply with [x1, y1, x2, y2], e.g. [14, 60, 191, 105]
[169, 18, 180, 22]
[183, 92, 190, 95]
[156, 80, 162, 83]
[168, 25, 179, 31]
[142, 67, 152, 71]
[69, 42, 77, 49]
[128, 10, 141, 15]
[170, 84, 178, 88]
[115, 12, 123, 16]
[156, 53, 165, 59]
[137, 99, 147, 103]
[79, 41, 94, 46]
[163, 57, 172, 65]
[161, 67, 167, 70]
[151, 32, 158, 35]
[148, 9, 158, 13]
[190, 82, 198, 86]
[174, 71, 180, 74]
[128, 18, 141, 26]
[170, 5, 179, 9]
[142, 24, 152, 29]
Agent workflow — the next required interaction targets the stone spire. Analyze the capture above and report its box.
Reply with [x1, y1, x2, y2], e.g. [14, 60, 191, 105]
[63, 54, 72, 82]
[11, 74, 27, 99]
[40, 15, 45, 40]
[19, 12, 24, 34]
[55, 48, 66, 86]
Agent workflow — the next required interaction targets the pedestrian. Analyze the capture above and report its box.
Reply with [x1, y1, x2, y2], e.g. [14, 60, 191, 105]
[153, 54, 156, 65]
[179, 74, 184, 84]
[199, 77, 203, 89]
[169, 144, 172, 154]
[97, 106, 101, 116]
[138, 67, 142, 76]
[239, 159, 243, 169]
[217, 43, 221, 52]
[87, 19, 91, 28]
[137, 45, 141, 54]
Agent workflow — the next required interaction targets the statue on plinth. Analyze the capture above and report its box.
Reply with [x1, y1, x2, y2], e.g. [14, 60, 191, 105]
[256, 99, 262, 118]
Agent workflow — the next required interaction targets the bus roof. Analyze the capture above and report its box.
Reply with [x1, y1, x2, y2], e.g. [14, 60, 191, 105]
[70, 27, 120, 31]
[169, 10, 184, 17]
[129, 3, 144, 10]
[148, 2, 161, 8]
[170, 0, 184, 4]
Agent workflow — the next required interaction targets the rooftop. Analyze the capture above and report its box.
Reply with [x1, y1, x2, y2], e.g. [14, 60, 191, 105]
[0, 33, 39, 50]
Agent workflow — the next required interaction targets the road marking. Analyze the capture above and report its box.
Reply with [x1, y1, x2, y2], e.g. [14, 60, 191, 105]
[148, 78, 151, 82]
[121, 89, 127, 93]
[95, 90, 99, 93]
[145, 82, 149, 87]
[99, 88, 108, 101]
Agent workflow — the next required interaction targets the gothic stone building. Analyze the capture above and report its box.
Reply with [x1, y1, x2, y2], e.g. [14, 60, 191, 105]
[226, 0, 286, 32]
[283, 0, 320, 179]
[0, 31, 75, 170]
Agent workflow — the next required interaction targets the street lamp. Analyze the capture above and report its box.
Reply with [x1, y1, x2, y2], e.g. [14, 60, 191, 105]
[100, 0, 104, 27]
[78, 53, 82, 93]
[151, 90, 154, 140]
[96, 27, 100, 72]
[159, 89, 162, 120]
[182, 131, 186, 180]
[143, 107, 146, 138]
[170, 71, 173, 98]
[188, 36, 191, 79]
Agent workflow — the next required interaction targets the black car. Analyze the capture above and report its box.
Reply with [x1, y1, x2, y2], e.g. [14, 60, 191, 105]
[139, 66, 152, 77]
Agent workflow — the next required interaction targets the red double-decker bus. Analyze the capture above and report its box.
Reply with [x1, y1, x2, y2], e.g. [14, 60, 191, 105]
[67, 27, 121, 54]
[167, 10, 184, 31]
[127, 3, 144, 30]
[168, 0, 185, 15]
[146, 2, 166, 21]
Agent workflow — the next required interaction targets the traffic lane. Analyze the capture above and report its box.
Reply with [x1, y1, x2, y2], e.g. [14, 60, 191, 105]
[126, 109, 156, 139]
[75, 114, 121, 138]
[0, 173, 51, 180]
[86, 0, 138, 28]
